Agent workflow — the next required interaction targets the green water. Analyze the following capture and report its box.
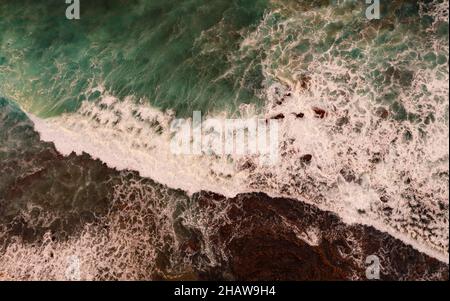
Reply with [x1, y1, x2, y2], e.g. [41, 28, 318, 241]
[0, 0, 267, 117]
[256, 0, 448, 123]
[0, 1, 449, 279]
[0, 0, 448, 120]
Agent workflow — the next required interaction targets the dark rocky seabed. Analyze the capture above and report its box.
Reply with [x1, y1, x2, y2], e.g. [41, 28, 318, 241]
[0, 99, 448, 280]
[1, 0, 449, 280]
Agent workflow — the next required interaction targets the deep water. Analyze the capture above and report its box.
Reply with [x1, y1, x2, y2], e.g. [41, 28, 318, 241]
[0, 0, 268, 117]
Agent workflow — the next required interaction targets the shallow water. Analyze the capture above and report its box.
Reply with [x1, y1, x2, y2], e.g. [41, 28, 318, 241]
[0, 0, 448, 279]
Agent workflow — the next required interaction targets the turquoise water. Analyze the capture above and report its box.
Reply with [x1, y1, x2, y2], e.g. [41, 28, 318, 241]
[0, 0, 448, 120]
[1, 0, 268, 117]
[0, 0, 449, 280]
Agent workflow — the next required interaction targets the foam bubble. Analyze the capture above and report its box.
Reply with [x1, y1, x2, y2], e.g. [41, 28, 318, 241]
[23, 0, 450, 264]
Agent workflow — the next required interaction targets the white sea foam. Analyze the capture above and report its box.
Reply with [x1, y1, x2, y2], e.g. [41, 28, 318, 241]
[24, 1, 450, 264]
[26, 87, 449, 264]
[27, 96, 245, 198]
[0, 179, 224, 280]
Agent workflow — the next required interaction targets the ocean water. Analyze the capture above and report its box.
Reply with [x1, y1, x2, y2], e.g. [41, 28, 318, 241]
[0, 0, 268, 117]
[0, 0, 449, 279]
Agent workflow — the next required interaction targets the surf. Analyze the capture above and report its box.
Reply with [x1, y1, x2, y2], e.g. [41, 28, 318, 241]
[1, 0, 449, 265]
